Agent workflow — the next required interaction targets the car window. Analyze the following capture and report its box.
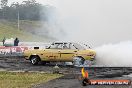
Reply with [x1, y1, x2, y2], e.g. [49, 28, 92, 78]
[49, 44, 58, 49]
[49, 44, 63, 49]
[69, 44, 76, 49]
[73, 43, 85, 50]
[63, 43, 70, 49]
[57, 44, 63, 49]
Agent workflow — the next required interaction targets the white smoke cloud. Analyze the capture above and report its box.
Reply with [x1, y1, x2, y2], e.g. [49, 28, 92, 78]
[53, 0, 132, 47]
[35, 5, 65, 40]
[31, 0, 132, 67]
[95, 41, 132, 67]
[40, 0, 132, 67]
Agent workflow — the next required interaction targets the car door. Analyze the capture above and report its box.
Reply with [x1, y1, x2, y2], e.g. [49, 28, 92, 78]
[51, 43, 65, 61]
[59, 49, 77, 61]
[59, 43, 78, 61]
[50, 49, 61, 61]
[44, 43, 61, 61]
[42, 49, 54, 61]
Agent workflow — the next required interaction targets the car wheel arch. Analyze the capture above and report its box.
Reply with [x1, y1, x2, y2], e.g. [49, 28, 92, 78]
[73, 56, 85, 66]
[74, 56, 85, 61]
[29, 55, 41, 61]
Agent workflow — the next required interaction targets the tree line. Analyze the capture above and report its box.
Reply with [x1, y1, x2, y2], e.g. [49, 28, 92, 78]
[0, 0, 54, 21]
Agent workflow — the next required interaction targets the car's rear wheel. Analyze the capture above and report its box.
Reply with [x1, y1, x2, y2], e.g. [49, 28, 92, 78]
[73, 57, 85, 66]
[30, 56, 40, 65]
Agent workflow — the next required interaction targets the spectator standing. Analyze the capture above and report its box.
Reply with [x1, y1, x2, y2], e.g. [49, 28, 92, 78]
[2, 37, 5, 46]
[14, 38, 19, 46]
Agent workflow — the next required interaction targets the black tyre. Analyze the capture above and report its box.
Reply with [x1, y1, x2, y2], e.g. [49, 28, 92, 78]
[30, 56, 40, 65]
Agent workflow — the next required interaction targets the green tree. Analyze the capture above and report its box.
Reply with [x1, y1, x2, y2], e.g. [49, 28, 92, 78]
[1, 0, 8, 8]
[0, 0, 55, 21]
[0, 0, 8, 19]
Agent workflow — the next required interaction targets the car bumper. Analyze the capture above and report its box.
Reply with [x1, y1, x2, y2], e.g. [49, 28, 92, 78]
[24, 56, 29, 59]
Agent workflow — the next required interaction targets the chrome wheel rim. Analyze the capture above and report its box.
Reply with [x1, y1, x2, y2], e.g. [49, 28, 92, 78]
[31, 58, 37, 64]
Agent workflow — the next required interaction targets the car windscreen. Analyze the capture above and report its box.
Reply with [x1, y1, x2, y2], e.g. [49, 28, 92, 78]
[72, 43, 86, 50]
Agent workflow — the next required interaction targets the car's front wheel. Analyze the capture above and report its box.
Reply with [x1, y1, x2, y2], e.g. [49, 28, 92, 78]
[30, 56, 40, 65]
[73, 57, 85, 66]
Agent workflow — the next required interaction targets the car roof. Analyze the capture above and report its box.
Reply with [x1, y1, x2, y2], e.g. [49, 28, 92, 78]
[53, 41, 72, 44]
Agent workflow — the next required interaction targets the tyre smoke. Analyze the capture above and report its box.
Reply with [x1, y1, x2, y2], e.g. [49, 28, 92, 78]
[38, 0, 132, 67]
[95, 41, 132, 67]
[50, 0, 132, 47]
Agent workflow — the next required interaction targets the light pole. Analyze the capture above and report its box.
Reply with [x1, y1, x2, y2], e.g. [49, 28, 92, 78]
[18, 9, 19, 31]
[17, 2, 20, 31]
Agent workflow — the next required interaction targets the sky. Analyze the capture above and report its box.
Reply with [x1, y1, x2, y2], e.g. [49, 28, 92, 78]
[55, 0, 132, 47]
[7, 0, 132, 47]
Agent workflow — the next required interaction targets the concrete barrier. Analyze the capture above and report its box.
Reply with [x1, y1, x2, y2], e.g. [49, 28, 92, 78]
[0, 42, 50, 57]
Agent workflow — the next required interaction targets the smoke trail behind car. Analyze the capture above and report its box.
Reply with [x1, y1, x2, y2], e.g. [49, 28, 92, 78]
[95, 41, 132, 67]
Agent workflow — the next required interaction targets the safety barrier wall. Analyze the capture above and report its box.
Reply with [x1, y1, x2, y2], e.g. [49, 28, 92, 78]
[0, 42, 49, 57]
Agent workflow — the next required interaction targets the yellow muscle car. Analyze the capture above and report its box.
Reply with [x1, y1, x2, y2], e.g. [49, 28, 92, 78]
[24, 42, 96, 66]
